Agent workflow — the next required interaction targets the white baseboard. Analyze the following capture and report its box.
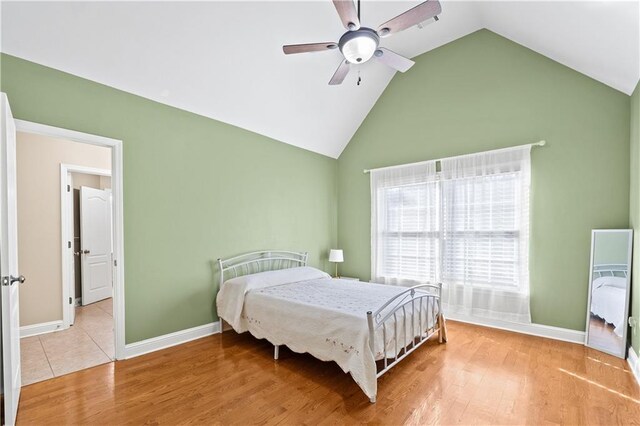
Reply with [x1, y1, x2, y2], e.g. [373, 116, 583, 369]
[124, 321, 220, 359]
[628, 346, 640, 387]
[446, 313, 585, 344]
[20, 320, 65, 338]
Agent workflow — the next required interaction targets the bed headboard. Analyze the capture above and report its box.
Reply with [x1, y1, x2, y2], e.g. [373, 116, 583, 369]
[592, 264, 628, 279]
[217, 250, 308, 288]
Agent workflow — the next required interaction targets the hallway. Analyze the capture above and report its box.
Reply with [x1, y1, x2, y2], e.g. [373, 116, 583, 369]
[20, 298, 113, 386]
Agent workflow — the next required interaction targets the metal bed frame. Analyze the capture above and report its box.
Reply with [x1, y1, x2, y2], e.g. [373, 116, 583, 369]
[592, 264, 628, 279]
[217, 250, 447, 403]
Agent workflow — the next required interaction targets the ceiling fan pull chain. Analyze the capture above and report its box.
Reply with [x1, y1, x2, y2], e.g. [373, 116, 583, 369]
[357, 70, 362, 86]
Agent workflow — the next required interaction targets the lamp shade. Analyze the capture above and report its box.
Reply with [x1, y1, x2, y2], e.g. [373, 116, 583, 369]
[338, 28, 380, 64]
[329, 249, 344, 263]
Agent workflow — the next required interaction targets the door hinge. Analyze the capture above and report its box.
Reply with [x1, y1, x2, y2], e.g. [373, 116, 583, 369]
[67, 184, 71, 192]
[114, 259, 117, 267]
[68, 241, 72, 249]
[69, 297, 72, 304]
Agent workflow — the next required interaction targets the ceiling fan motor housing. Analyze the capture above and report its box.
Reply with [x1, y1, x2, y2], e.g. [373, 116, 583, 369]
[338, 27, 380, 64]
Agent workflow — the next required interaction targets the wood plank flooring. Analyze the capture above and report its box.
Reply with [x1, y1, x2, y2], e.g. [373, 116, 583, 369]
[587, 315, 624, 354]
[16, 321, 640, 425]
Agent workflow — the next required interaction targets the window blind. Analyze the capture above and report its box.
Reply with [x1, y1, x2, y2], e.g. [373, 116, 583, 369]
[370, 146, 531, 323]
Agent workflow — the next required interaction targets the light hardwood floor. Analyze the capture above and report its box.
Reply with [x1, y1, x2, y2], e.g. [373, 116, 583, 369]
[16, 320, 640, 425]
[587, 315, 624, 354]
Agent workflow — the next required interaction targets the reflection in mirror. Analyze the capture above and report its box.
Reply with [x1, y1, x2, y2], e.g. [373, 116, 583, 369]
[585, 229, 633, 358]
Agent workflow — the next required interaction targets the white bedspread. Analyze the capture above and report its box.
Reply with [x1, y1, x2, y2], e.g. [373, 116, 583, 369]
[591, 285, 626, 336]
[216, 267, 439, 399]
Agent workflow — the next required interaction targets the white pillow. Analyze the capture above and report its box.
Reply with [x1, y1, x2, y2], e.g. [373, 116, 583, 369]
[593, 276, 627, 289]
[223, 266, 330, 289]
[217, 266, 331, 331]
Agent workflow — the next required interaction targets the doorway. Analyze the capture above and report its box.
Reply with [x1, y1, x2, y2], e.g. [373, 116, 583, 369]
[14, 121, 125, 386]
[64, 167, 113, 324]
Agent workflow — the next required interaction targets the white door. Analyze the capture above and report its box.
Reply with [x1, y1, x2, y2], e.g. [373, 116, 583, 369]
[68, 173, 75, 325]
[0, 93, 22, 426]
[80, 186, 112, 305]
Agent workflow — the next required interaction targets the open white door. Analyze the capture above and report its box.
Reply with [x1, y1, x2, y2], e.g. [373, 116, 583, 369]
[68, 173, 75, 325]
[0, 93, 22, 426]
[80, 186, 112, 305]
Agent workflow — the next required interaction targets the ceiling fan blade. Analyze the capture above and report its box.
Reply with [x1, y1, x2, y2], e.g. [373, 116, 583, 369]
[283, 42, 338, 55]
[377, 0, 442, 37]
[329, 60, 350, 85]
[333, 0, 361, 31]
[374, 48, 415, 72]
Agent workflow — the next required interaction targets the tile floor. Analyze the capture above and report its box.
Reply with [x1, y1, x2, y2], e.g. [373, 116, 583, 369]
[21, 298, 114, 386]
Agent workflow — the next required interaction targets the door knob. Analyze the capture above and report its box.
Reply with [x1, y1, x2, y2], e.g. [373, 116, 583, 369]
[2, 275, 25, 286]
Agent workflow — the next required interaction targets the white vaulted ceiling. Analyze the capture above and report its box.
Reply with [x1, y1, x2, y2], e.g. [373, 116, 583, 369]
[2, 1, 638, 158]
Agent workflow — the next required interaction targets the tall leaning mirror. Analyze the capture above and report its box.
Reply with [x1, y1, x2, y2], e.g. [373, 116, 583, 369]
[585, 229, 633, 358]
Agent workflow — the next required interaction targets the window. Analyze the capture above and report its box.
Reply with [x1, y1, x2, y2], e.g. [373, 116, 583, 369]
[381, 181, 439, 283]
[441, 172, 521, 288]
[371, 146, 531, 323]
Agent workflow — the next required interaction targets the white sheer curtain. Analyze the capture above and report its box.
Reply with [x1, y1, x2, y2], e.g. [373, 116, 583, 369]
[439, 146, 531, 323]
[371, 161, 438, 286]
[370, 146, 532, 324]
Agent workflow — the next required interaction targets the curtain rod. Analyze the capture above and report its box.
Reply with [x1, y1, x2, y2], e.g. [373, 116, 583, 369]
[363, 140, 546, 174]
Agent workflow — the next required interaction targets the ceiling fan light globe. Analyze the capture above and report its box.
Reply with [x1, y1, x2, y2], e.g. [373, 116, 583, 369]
[339, 28, 380, 64]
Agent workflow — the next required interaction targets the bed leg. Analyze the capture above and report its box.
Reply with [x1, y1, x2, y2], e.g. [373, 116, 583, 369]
[438, 313, 448, 343]
[274, 345, 280, 360]
[369, 396, 376, 403]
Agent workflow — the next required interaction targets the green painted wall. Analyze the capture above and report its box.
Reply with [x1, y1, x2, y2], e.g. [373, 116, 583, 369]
[337, 30, 630, 331]
[0, 29, 634, 341]
[630, 81, 640, 353]
[0, 54, 338, 344]
[592, 232, 630, 266]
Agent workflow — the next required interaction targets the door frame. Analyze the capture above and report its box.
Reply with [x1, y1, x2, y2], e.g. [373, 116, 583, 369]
[14, 119, 125, 360]
[61, 165, 111, 321]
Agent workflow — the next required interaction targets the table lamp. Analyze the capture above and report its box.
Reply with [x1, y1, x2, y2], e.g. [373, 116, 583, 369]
[329, 249, 344, 278]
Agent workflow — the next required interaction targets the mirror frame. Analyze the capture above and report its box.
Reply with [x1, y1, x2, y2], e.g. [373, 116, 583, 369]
[584, 229, 633, 359]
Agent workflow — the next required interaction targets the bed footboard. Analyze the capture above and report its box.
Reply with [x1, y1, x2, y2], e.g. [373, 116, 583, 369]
[366, 283, 445, 403]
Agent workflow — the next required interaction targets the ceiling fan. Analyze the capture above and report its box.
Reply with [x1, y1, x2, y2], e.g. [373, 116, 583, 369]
[283, 0, 442, 85]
